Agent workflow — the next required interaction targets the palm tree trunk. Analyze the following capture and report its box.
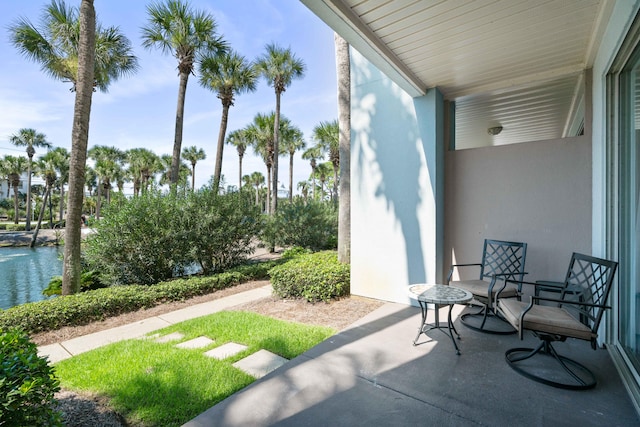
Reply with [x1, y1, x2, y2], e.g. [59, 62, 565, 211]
[213, 104, 230, 193]
[266, 166, 272, 214]
[271, 92, 281, 214]
[12, 184, 19, 225]
[238, 156, 243, 191]
[191, 164, 196, 190]
[58, 186, 65, 222]
[289, 153, 294, 202]
[95, 178, 102, 219]
[335, 32, 351, 263]
[30, 186, 50, 248]
[171, 71, 189, 186]
[63, 0, 95, 295]
[26, 160, 32, 231]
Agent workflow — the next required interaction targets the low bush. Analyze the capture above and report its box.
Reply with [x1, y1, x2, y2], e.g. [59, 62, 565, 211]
[263, 199, 338, 252]
[84, 191, 192, 285]
[0, 328, 63, 426]
[5, 223, 26, 231]
[84, 189, 264, 285]
[182, 189, 264, 274]
[269, 251, 350, 302]
[0, 261, 279, 335]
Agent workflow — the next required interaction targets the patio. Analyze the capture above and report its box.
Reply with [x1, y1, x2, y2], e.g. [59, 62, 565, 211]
[185, 302, 639, 426]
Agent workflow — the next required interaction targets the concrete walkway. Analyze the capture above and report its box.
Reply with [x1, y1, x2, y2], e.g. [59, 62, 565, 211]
[37, 285, 273, 364]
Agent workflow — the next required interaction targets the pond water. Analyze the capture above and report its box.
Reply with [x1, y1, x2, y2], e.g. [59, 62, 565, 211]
[0, 246, 63, 310]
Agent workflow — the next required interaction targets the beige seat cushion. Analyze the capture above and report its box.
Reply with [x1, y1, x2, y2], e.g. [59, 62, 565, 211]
[498, 299, 595, 341]
[451, 279, 518, 299]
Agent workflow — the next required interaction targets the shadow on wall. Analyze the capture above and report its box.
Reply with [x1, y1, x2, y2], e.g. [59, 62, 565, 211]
[351, 52, 428, 286]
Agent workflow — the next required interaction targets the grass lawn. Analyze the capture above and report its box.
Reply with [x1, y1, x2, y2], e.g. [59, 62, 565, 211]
[53, 311, 335, 426]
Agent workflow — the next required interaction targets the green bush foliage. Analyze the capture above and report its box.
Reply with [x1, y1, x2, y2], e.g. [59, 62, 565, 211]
[263, 199, 338, 252]
[0, 328, 62, 426]
[182, 189, 264, 274]
[269, 251, 350, 302]
[5, 223, 26, 231]
[42, 270, 107, 297]
[0, 263, 278, 335]
[84, 191, 193, 285]
[84, 189, 264, 285]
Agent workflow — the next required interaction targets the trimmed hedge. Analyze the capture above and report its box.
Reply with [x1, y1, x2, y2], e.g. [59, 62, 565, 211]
[269, 251, 350, 302]
[4, 224, 26, 231]
[0, 261, 279, 335]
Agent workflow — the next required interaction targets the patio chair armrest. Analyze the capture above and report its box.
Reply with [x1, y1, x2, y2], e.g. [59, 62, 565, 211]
[446, 263, 481, 284]
[531, 295, 611, 310]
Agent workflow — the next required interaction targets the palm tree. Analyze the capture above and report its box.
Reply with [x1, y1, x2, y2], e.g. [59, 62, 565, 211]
[302, 145, 323, 201]
[88, 146, 124, 218]
[199, 50, 257, 191]
[335, 33, 351, 263]
[247, 171, 265, 208]
[297, 180, 309, 202]
[181, 145, 206, 190]
[280, 122, 305, 202]
[314, 162, 333, 202]
[226, 129, 249, 190]
[84, 165, 97, 197]
[142, 0, 227, 186]
[9, 0, 138, 93]
[4, 155, 28, 224]
[49, 147, 70, 222]
[63, 0, 96, 295]
[126, 148, 160, 196]
[312, 120, 340, 202]
[159, 154, 189, 188]
[30, 152, 59, 247]
[245, 113, 275, 212]
[0, 157, 10, 199]
[255, 43, 306, 214]
[8, 128, 52, 231]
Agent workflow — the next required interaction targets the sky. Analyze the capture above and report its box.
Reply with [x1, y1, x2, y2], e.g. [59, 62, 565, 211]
[0, 0, 338, 194]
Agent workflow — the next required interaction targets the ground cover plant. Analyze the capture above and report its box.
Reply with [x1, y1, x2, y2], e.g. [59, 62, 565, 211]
[53, 311, 334, 426]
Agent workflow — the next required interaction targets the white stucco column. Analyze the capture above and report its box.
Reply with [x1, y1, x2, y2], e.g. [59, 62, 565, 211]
[350, 50, 444, 304]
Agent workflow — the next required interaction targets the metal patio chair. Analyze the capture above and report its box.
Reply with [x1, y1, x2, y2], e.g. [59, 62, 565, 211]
[497, 252, 618, 390]
[446, 239, 527, 334]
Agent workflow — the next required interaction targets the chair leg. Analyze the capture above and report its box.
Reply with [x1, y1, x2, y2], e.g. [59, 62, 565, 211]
[505, 341, 597, 390]
[460, 304, 516, 335]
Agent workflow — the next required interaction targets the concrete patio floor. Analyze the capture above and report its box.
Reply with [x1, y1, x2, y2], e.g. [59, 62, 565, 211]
[185, 303, 640, 427]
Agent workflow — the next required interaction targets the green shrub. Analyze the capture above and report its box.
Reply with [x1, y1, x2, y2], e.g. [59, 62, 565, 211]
[42, 270, 107, 297]
[269, 251, 350, 302]
[263, 199, 338, 251]
[84, 189, 263, 285]
[5, 223, 26, 231]
[84, 190, 193, 285]
[0, 265, 271, 335]
[182, 189, 264, 274]
[0, 328, 63, 426]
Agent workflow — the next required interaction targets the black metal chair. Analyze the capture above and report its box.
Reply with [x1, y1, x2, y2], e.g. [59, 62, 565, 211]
[497, 252, 618, 390]
[446, 239, 527, 334]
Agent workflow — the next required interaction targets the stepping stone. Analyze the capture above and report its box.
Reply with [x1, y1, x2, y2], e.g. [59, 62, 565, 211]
[154, 332, 185, 343]
[233, 350, 288, 378]
[204, 342, 248, 360]
[176, 336, 214, 349]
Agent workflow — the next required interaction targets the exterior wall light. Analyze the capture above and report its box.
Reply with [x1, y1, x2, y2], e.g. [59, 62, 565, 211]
[487, 126, 503, 135]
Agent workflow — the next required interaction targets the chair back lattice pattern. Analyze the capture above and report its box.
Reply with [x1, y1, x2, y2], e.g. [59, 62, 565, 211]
[480, 239, 527, 281]
[560, 253, 618, 332]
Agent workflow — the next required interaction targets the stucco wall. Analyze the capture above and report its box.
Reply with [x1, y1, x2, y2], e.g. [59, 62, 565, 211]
[350, 50, 443, 304]
[444, 136, 592, 283]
